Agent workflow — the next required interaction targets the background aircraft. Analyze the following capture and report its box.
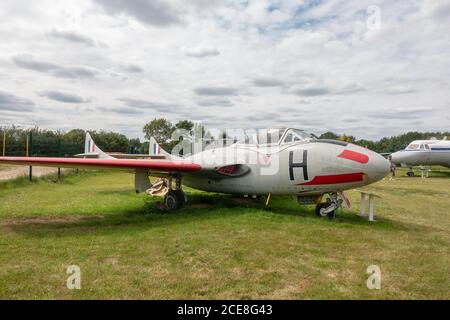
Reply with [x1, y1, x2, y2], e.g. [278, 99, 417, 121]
[0, 128, 389, 218]
[391, 138, 450, 176]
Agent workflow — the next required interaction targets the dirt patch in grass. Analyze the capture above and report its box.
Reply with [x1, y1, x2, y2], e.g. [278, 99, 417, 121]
[0, 215, 104, 226]
[231, 197, 263, 207]
[187, 203, 213, 209]
[0, 166, 70, 181]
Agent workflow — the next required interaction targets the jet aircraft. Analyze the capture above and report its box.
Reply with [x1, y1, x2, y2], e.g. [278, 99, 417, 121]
[391, 138, 450, 176]
[0, 128, 390, 217]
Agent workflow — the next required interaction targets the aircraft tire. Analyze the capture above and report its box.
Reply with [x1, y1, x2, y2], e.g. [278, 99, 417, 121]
[316, 202, 330, 217]
[164, 191, 181, 211]
[315, 203, 334, 218]
[174, 190, 186, 208]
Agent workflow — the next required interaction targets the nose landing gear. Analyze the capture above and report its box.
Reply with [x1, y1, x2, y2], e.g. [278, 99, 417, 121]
[315, 193, 343, 219]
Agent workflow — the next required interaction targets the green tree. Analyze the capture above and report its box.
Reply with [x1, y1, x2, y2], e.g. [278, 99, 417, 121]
[63, 129, 86, 145]
[338, 134, 356, 143]
[175, 120, 194, 132]
[128, 138, 141, 154]
[143, 118, 174, 142]
[91, 131, 129, 152]
[319, 132, 339, 140]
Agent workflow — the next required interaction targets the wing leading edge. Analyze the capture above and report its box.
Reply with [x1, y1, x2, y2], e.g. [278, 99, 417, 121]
[0, 157, 201, 173]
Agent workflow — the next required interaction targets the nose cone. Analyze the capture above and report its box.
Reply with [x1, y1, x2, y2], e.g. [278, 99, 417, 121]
[390, 151, 402, 165]
[367, 151, 391, 183]
[340, 144, 390, 184]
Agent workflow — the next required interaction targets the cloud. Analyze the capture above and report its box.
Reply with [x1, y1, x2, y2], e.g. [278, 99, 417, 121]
[253, 78, 286, 87]
[13, 55, 98, 79]
[0, 91, 35, 112]
[292, 86, 332, 96]
[13, 55, 59, 72]
[38, 90, 90, 104]
[118, 98, 180, 112]
[335, 83, 365, 95]
[342, 117, 359, 123]
[93, 0, 182, 27]
[50, 29, 96, 47]
[384, 85, 417, 95]
[181, 46, 220, 58]
[197, 98, 233, 107]
[120, 64, 144, 73]
[368, 108, 433, 120]
[52, 66, 98, 79]
[194, 87, 238, 96]
[98, 106, 144, 115]
[245, 112, 280, 122]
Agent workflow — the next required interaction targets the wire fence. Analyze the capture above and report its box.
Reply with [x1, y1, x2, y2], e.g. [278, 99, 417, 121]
[2, 135, 83, 157]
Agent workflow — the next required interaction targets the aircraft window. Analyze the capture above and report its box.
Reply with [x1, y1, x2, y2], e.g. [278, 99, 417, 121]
[284, 133, 293, 143]
[407, 144, 419, 150]
[425, 144, 430, 150]
[237, 128, 312, 145]
[282, 129, 312, 144]
[257, 128, 285, 145]
[420, 144, 425, 150]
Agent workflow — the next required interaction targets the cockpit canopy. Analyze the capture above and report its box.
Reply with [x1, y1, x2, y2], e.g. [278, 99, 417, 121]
[406, 142, 430, 151]
[238, 128, 314, 145]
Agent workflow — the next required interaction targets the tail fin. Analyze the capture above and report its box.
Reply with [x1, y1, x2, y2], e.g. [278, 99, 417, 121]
[149, 137, 171, 158]
[84, 132, 114, 159]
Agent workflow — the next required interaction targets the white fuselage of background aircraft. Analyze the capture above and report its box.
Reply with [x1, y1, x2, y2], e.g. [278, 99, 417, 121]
[391, 139, 450, 168]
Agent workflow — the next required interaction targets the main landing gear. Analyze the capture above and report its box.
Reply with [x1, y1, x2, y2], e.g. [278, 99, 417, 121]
[147, 176, 186, 211]
[163, 176, 186, 211]
[315, 193, 343, 219]
[406, 168, 415, 177]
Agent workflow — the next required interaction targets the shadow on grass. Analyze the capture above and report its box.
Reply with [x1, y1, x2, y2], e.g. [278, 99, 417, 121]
[4, 192, 415, 238]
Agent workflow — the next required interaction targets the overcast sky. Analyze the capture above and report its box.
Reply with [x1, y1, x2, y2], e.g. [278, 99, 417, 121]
[0, 0, 449, 140]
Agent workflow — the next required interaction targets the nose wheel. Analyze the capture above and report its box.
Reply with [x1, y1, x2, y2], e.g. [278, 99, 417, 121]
[315, 193, 343, 219]
[406, 169, 415, 177]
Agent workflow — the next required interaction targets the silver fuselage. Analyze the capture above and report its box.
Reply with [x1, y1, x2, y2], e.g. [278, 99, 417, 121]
[183, 140, 390, 196]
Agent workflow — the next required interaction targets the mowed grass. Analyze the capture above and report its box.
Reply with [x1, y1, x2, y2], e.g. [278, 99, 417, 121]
[0, 169, 449, 299]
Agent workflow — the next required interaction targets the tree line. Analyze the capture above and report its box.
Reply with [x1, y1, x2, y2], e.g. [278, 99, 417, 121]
[1, 121, 449, 157]
[319, 131, 450, 153]
[0, 126, 137, 157]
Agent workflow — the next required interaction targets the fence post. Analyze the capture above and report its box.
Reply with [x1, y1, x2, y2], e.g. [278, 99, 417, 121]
[2, 130, 5, 156]
[28, 131, 33, 182]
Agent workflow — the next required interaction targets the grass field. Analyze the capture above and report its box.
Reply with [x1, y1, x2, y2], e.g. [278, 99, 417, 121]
[0, 168, 449, 299]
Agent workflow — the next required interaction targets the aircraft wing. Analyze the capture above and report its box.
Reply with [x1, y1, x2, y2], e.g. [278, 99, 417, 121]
[74, 153, 165, 159]
[0, 156, 249, 177]
[0, 156, 201, 173]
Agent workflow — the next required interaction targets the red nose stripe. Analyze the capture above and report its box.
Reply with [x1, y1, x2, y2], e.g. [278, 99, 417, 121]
[337, 150, 369, 164]
[298, 173, 365, 186]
